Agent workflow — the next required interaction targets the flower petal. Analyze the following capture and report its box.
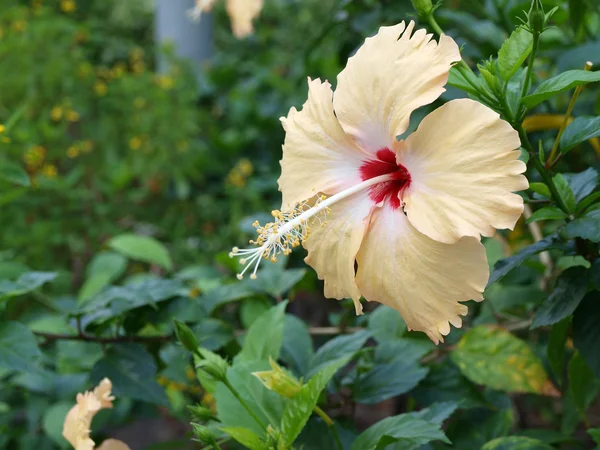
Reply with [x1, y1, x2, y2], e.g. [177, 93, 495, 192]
[355, 204, 488, 344]
[333, 21, 460, 153]
[97, 440, 132, 450]
[401, 98, 528, 244]
[304, 190, 375, 314]
[226, 0, 263, 38]
[279, 78, 367, 210]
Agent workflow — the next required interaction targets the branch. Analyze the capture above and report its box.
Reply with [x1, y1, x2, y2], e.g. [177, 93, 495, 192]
[35, 331, 174, 344]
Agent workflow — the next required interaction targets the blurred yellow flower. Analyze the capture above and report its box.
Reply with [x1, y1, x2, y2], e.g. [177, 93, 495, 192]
[0, 124, 5, 134]
[61, 0, 76, 13]
[133, 97, 146, 109]
[51, 106, 63, 122]
[67, 110, 80, 122]
[190, 0, 263, 38]
[94, 81, 108, 96]
[67, 146, 80, 158]
[41, 164, 58, 178]
[24, 145, 46, 169]
[81, 140, 94, 153]
[129, 136, 143, 150]
[62, 378, 131, 450]
[12, 20, 27, 32]
[156, 75, 174, 90]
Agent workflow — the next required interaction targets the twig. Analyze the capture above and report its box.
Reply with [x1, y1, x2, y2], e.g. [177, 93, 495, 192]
[35, 331, 174, 344]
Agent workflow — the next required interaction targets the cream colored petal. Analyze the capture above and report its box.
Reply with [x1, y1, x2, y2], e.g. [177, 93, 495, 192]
[401, 99, 528, 244]
[279, 78, 367, 210]
[304, 190, 375, 314]
[63, 379, 115, 450]
[226, 0, 263, 38]
[188, 0, 218, 20]
[97, 439, 132, 450]
[333, 21, 460, 153]
[355, 205, 488, 344]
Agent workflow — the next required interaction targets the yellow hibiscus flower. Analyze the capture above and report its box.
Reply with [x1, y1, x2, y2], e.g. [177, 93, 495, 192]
[231, 21, 528, 343]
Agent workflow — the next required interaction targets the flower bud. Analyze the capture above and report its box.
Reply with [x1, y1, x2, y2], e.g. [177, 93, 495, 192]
[195, 348, 229, 381]
[191, 424, 218, 445]
[188, 405, 216, 421]
[411, 0, 434, 17]
[173, 320, 199, 354]
[253, 357, 302, 398]
[528, 0, 545, 35]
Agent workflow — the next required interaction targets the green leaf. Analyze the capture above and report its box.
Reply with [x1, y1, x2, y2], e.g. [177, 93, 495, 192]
[489, 236, 559, 285]
[281, 314, 313, 376]
[306, 329, 371, 378]
[0, 271, 57, 300]
[556, 255, 591, 271]
[237, 301, 287, 362]
[553, 173, 577, 213]
[194, 318, 234, 351]
[0, 161, 30, 186]
[108, 234, 173, 270]
[568, 351, 600, 418]
[565, 209, 600, 242]
[573, 293, 600, 378]
[78, 272, 116, 304]
[42, 402, 71, 448]
[560, 116, 600, 154]
[588, 428, 600, 445]
[531, 267, 589, 328]
[565, 168, 599, 202]
[280, 357, 349, 446]
[220, 427, 268, 450]
[451, 327, 552, 395]
[448, 66, 481, 96]
[497, 27, 533, 81]
[79, 252, 128, 302]
[350, 410, 450, 450]
[240, 298, 271, 329]
[368, 305, 407, 342]
[577, 191, 600, 214]
[482, 436, 554, 449]
[0, 322, 41, 372]
[529, 182, 551, 198]
[90, 343, 168, 405]
[547, 318, 570, 384]
[526, 206, 567, 223]
[522, 70, 600, 108]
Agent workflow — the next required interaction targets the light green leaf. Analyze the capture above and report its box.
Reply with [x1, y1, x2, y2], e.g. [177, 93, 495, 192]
[482, 436, 554, 449]
[560, 116, 600, 154]
[568, 351, 600, 418]
[0, 161, 30, 186]
[451, 327, 553, 395]
[220, 427, 268, 450]
[90, 343, 168, 405]
[86, 251, 127, 279]
[565, 168, 599, 203]
[78, 272, 116, 304]
[553, 173, 577, 213]
[240, 298, 271, 329]
[447, 66, 481, 96]
[281, 314, 313, 376]
[529, 182, 551, 198]
[42, 402, 71, 448]
[0, 271, 57, 300]
[0, 322, 41, 372]
[498, 27, 533, 81]
[522, 70, 600, 108]
[108, 234, 173, 270]
[588, 428, 600, 446]
[526, 206, 567, 223]
[237, 301, 287, 362]
[307, 329, 371, 378]
[280, 357, 349, 445]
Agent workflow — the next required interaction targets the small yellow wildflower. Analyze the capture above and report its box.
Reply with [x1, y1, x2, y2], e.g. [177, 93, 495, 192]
[237, 158, 254, 176]
[77, 62, 92, 78]
[60, 0, 76, 13]
[111, 63, 126, 79]
[50, 106, 63, 122]
[94, 81, 108, 96]
[66, 110, 80, 122]
[81, 140, 94, 153]
[129, 136, 143, 150]
[41, 164, 58, 178]
[67, 146, 80, 158]
[12, 20, 27, 32]
[0, 124, 5, 134]
[24, 146, 46, 169]
[156, 75, 174, 90]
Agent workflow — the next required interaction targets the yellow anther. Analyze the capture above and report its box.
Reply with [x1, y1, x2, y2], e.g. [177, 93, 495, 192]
[236, 274, 243, 280]
[240, 258, 247, 265]
[232, 247, 239, 254]
[250, 274, 257, 280]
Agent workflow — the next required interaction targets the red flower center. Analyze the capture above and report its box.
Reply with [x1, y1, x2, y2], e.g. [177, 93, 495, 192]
[359, 148, 411, 210]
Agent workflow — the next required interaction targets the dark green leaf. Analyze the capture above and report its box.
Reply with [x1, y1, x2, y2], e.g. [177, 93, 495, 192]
[588, 428, 600, 445]
[561, 116, 600, 154]
[482, 436, 554, 449]
[577, 192, 600, 214]
[194, 318, 234, 351]
[497, 27, 533, 81]
[564, 168, 599, 202]
[529, 182, 551, 198]
[281, 357, 349, 445]
[307, 329, 371, 378]
[253, 267, 306, 299]
[90, 343, 168, 405]
[522, 70, 600, 108]
[281, 314, 313, 376]
[42, 402, 71, 448]
[553, 173, 577, 213]
[220, 427, 268, 450]
[237, 301, 287, 362]
[108, 234, 173, 270]
[0, 271, 57, 300]
[547, 318, 570, 384]
[489, 236, 559, 285]
[568, 351, 600, 418]
[0, 322, 41, 372]
[0, 161, 30, 186]
[368, 305, 407, 342]
[204, 283, 256, 313]
[451, 327, 552, 394]
[573, 293, 600, 378]
[565, 209, 600, 242]
[526, 206, 567, 223]
[531, 267, 588, 328]
[240, 298, 271, 329]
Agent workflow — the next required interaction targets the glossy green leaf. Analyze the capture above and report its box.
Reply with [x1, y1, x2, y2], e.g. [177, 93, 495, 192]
[565, 209, 600, 242]
[553, 173, 577, 213]
[573, 293, 600, 378]
[529, 182, 551, 198]
[560, 116, 600, 154]
[522, 70, 600, 108]
[90, 343, 168, 405]
[498, 27, 533, 80]
[547, 318, 570, 384]
[368, 305, 407, 342]
[531, 267, 588, 328]
[482, 436, 554, 449]
[237, 301, 287, 363]
[568, 351, 600, 418]
[240, 298, 271, 329]
[0, 161, 30, 186]
[108, 234, 173, 270]
[451, 327, 552, 394]
[526, 206, 567, 223]
[307, 329, 371, 378]
[281, 314, 313, 376]
[220, 427, 268, 450]
[577, 191, 600, 214]
[588, 428, 600, 445]
[0, 322, 42, 372]
[447, 66, 481, 96]
[564, 168, 599, 202]
[281, 357, 349, 445]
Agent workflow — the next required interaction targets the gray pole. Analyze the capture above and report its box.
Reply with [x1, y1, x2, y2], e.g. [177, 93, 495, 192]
[155, 0, 214, 76]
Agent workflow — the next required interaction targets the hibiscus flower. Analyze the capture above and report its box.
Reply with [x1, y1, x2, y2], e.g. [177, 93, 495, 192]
[231, 21, 527, 343]
[189, 0, 263, 38]
[62, 379, 131, 450]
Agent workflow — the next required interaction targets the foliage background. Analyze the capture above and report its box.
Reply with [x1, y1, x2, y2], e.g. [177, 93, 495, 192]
[1, 0, 600, 448]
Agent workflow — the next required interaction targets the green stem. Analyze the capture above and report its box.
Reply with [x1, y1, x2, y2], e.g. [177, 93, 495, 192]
[314, 407, 343, 450]
[519, 30, 540, 117]
[223, 380, 268, 430]
[516, 124, 570, 215]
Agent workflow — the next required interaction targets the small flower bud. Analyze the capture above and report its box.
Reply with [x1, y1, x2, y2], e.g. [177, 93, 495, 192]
[411, 0, 434, 17]
[195, 348, 229, 381]
[191, 424, 218, 445]
[173, 320, 199, 353]
[253, 357, 302, 398]
[528, 0, 545, 35]
[187, 405, 216, 421]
